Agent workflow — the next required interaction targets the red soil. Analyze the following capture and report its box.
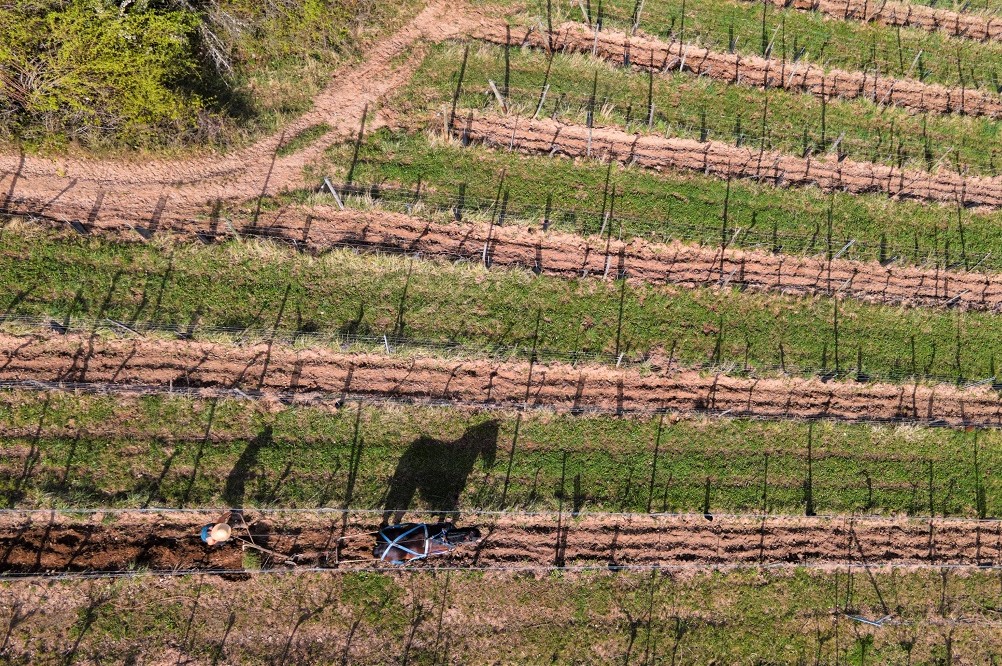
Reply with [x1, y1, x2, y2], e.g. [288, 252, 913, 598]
[760, 0, 1002, 41]
[475, 21, 1002, 118]
[2, 510, 999, 574]
[454, 113, 1002, 208]
[0, 332, 1000, 427]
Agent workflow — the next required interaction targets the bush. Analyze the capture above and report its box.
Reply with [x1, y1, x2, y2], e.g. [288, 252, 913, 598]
[0, 0, 408, 151]
[0, 1, 205, 149]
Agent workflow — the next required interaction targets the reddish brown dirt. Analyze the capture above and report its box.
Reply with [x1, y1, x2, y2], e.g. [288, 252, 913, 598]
[475, 22, 1002, 119]
[454, 112, 1002, 207]
[0, 1, 487, 227]
[20, 206, 1002, 312]
[253, 208, 1002, 312]
[2, 511, 1000, 574]
[754, 0, 1002, 41]
[1, 332, 1001, 427]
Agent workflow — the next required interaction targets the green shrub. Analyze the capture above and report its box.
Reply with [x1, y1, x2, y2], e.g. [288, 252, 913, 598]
[0, 0, 416, 151]
[0, 1, 204, 149]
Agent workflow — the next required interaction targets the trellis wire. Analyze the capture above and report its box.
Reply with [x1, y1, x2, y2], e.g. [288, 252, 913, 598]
[0, 379, 998, 430]
[551, 0, 1002, 91]
[2, 312, 1000, 388]
[458, 78, 998, 176]
[332, 178, 1002, 275]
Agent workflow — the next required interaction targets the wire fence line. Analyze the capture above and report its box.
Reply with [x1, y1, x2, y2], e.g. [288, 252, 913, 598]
[457, 77, 997, 176]
[6, 505, 1002, 525]
[0, 378, 997, 430]
[7, 560, 1002, 581]
[4, 312, 1002, 388]
[329, 179, 1000, 275]
[547, 0, 1002, 90]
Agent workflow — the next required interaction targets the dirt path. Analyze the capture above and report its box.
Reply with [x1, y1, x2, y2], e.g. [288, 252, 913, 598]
[50, 205, 998, 311]
[748, 0, 1002, 41]
[2, 510, 1000, 574]
[475, 22, 1002, 118]
[1, 332, 1001, 427]
[455, 112, 1002, 207]
[0, 1, 486, 227]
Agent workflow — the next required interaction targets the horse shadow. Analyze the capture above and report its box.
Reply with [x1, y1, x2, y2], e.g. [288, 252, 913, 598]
[381, 420, 499, 526]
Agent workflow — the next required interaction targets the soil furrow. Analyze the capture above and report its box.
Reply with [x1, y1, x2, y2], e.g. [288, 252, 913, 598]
[2, 511, 1000, 574]
[245, 208, 1002, 311]
[18, 203, 1000, 312]
[454, 113, 1002, 207]
[1, 332, 1000, 427]
[748, 0, 1002, 41]
[475, 21, 1002, 118]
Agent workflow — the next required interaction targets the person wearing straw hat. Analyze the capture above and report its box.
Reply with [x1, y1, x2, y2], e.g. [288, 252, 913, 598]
[200, 511, 235, 547]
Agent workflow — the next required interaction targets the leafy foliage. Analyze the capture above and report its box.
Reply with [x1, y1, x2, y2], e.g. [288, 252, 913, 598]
[0, 1, 204, 149]
[0, 0, 407, 151]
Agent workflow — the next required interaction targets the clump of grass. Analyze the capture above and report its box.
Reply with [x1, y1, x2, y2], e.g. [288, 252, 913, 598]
[276, 123, 331, 157]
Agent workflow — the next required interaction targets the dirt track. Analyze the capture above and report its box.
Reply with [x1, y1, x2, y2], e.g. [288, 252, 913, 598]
[2, 510, 1000, 574]
[455, 113, 1002, 207]
[750, 0, 1002, 41]
[0, 1, 486, 228]
[1, 331, 1001, 427]
[476, 22, 1002, 119]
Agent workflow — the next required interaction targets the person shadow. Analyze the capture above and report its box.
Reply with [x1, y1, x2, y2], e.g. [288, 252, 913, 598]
[381, 420, 500, 526]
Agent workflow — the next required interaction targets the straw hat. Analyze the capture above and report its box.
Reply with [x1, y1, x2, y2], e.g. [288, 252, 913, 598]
[209, 523, 232, 542]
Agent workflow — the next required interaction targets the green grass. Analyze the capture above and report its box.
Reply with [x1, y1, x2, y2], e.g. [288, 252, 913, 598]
[400, 42, 1002, 175]
[4, 568, 1002, 663]
[4, 230, 1002, 381]
[312, 129, 1002, 272]
[275, 122, 330, 157]
[514, 0, 1002, 91]
[3, 392, 1001, 517]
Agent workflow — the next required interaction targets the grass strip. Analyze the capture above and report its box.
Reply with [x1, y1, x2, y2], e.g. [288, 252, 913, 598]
[4, 230, 1002, 382]
[399, 42, 1002, 175]
[9, 228, 1002, 378]
[275, 123, 331, 157]
[510, 0, 1002, 90]
[310, 129, 1002, 272]
[3, 392, 1001, 518]
[2, 568, 999, 663]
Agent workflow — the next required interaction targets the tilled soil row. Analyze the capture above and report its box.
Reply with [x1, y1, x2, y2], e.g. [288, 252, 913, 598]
[2, 332, 1002, 427]
[454, 113, 1002, 207]
[16, 206, 1002, 311]
[475, 22, 1002, 118]
[750, 0, 1002, 41]
[2, 511, 1001, 574]
[253, 208, 1002, 311]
